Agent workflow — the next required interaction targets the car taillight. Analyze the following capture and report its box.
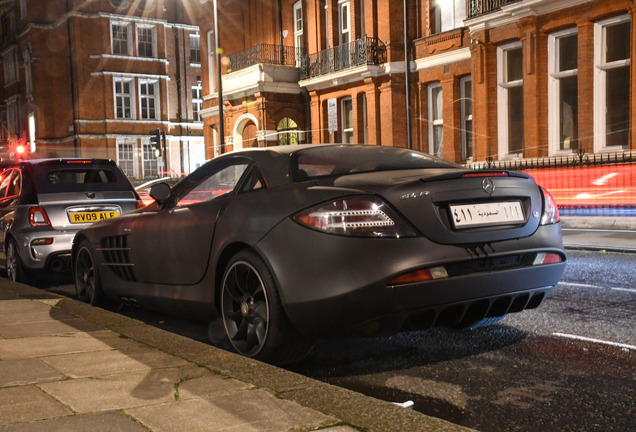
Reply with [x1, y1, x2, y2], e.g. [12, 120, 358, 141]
[533, 252, 564, 265]
[294, 196, 417, 238]
[29, 207, 52, 227]
[388, 266, 449, 285]
[539, 186, 560, 225]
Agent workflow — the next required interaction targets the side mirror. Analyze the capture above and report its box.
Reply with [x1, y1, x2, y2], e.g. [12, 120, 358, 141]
[149, 182, 171, 204]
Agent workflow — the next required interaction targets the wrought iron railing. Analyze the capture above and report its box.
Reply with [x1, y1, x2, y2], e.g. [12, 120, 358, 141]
[299, 36, 387, 80]
[226, 43, 301, 73]
[466, 0, 523, 19]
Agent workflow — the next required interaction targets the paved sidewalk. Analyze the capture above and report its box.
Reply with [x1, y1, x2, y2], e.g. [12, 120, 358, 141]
[561, 216, 636, 253]
[0, 280, 474, 432]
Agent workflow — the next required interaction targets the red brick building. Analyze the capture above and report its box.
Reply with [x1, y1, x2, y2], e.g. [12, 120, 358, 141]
[0, 0, 204, 181]
[197, 0, 634, 166]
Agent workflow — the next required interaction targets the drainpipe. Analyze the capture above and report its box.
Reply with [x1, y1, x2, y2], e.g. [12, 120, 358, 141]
[403, 0, 413, 150]
[213, 0, 225, 153]
[66, 0, 79, 156]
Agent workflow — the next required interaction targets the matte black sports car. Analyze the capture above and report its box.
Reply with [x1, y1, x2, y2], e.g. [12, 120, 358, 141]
[72, 144, 566, 364]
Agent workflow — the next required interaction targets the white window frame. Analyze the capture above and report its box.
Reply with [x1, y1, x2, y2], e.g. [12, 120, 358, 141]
[2, 50, 17, 85]
[189, 34, 201, 64]
[460, 76, 473, 161]
[117, 141, 137, 178]
[136, 24, 156, 58]
[339, 0, 351, 45]
[427, 82, 443, 158]
[113, 77, 135, 119]
[192, 79, 202, 122]
[293, 1, 303, 67]
[110, 20, 132, 56]
[142, 142, 159, 178]
[594, 14, 631, 153]
[548, 28, 578, 156]
[207, 29, 216, 94]
[139, 80, 159, 120]
[497, 41, 523, 159]
[341, 97, 353, 143]
[431, 0, 467, 34]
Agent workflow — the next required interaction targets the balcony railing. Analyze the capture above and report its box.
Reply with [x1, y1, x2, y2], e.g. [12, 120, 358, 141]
[299, 36, 387, 80]
[226, 43, 301, 73]
[467, 0, 522, 19]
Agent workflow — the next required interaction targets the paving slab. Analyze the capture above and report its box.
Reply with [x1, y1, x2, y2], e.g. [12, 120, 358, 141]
[0, 358, 64, 387]
[0, 386, 70, 425]
[0, 411, 149, 432]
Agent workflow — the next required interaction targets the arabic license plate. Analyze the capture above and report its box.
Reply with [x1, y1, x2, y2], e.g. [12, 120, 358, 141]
[450, 201, 524, 228]
[69, 210, 119, 224]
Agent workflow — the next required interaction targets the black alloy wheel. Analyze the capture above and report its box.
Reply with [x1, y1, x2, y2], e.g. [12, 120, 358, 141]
[220, 250, 313, 364]
[74, 240, 102, 305]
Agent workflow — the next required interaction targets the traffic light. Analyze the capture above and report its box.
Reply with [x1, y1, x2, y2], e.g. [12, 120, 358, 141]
[149, 128, 161, 157]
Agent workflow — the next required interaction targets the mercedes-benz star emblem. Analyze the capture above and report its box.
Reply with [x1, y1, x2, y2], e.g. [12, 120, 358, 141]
[482, 178, 495, 194]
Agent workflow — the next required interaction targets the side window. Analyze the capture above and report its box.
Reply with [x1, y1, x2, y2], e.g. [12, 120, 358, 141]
[6, 169, 21, 198]
[176, 162, 249, 206]
[239, 168, 266, 193]
[0, 170, 13, 199]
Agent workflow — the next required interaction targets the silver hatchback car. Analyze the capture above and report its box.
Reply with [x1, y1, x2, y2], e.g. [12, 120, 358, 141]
[0, 158, 141, 283]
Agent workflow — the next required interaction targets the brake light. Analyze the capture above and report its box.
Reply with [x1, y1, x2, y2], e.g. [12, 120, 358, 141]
[462, 172, 509, 178]
[29, 207, 52, 227]
[533, 252, 564, 265]
[539, 186, 560, 225]
[388, 266, 449, 285]
[294, 196, 417, 238]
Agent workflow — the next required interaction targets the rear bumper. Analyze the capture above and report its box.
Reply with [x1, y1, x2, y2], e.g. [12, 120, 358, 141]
[13, 229, 76, 272]
[256, 219, 566, 338]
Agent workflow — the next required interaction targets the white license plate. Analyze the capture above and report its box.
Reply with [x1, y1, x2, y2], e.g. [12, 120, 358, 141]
[450, 201, 525, 228]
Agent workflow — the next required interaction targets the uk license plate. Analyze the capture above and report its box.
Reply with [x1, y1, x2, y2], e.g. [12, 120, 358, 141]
[450, 201, 524, 228]
[69, 210, 119, 224]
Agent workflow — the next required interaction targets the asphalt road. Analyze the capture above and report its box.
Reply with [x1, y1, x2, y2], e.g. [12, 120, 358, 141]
[42, 250, 635, 432]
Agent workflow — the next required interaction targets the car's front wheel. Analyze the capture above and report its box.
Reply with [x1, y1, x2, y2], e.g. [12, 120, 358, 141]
[74, 240, 103, 305]
[220, 250, 312, 364]
[6, 239, 28, 283]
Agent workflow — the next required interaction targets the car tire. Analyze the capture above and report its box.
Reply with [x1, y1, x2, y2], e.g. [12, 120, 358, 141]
[74, 240, 103, 306]
[220, 250, 313, 364]
[6, 239, 28, 284]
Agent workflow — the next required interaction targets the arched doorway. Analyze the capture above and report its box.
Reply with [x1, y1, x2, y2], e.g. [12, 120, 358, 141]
[277, 117, 299, 145]
[233, 113, 259, 150]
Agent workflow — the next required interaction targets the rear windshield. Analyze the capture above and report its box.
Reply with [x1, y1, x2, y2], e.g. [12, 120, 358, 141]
[31, 162, 132, 193]
[291, 145, 458, 181]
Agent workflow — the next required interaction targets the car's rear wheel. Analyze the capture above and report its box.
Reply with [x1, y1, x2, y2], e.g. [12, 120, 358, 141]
[74, 240, 103, 305]
[6, 239, 28, 284]
[220, 250, 312, 364]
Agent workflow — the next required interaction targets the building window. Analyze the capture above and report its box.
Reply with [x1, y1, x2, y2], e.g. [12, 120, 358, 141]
[192, 78, 202, 122]
[6, 96, 20, 138]
[497, 41, 523, 158]
[3, 50, 16, 85]
[22, 44, 33, 99]
[293, 1, 303, 66]
[594, 15, 630, 151]
[19, 0, 27, 19]
[430, 0, 466, 34]
[117, 141, 136, 178]
[114, 78, 134, 119]
[190, 34, 201, 64]
[277, 118, 299, 145]
[339, 0, 350, 45]
[341, 97, 353, 143]
[207, 30, 216, 94]
[139, 80, 158, 120]
[142, 143, 159, 178]
[136, 25, 155, 58]
[460, 76, 473, 161]
[549, 28, 578, 155]
[111, 21, 131, 55]
[428, 83, 443, 158]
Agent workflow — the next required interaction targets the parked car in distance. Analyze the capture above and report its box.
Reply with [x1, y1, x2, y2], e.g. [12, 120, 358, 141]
[0, 158, 141, 283]
[72, 144, 566, 364]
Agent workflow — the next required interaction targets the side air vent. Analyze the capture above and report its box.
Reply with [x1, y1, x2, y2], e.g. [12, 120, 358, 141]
[98, 235, 136, 282]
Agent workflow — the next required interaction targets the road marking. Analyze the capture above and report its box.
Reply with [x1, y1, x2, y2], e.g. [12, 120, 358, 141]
[553, 333, 635, 351]
[559, 282, 636, 294]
